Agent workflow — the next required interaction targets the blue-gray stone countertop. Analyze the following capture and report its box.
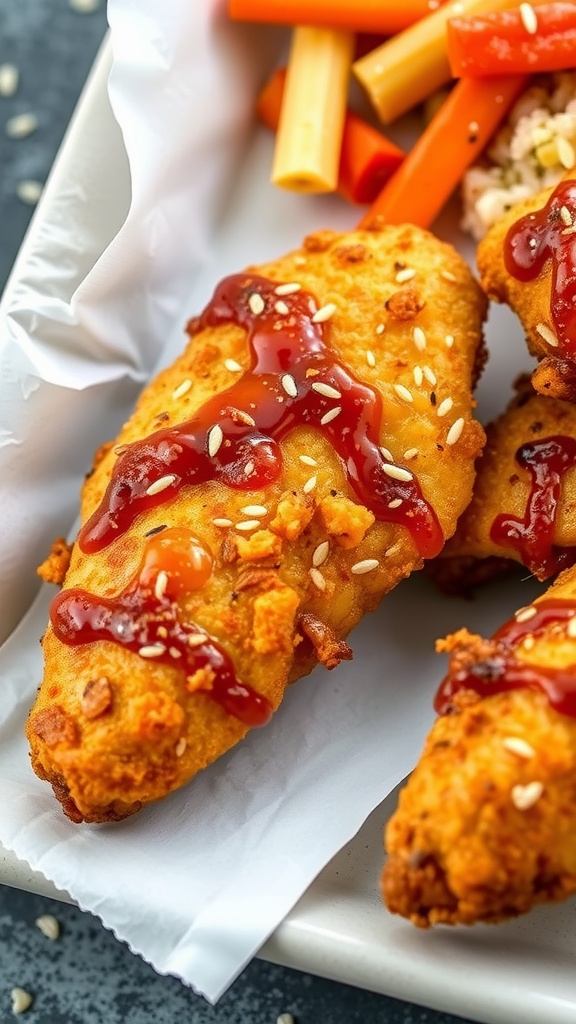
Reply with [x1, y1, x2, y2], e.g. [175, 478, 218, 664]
[0, 2, 476, 1022]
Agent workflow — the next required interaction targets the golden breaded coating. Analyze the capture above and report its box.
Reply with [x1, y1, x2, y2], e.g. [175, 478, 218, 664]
[477, 174, 576, 401]
[28, 225, 486, 823]
[431, 378, 576, 589]
[383, 563, 576, 927]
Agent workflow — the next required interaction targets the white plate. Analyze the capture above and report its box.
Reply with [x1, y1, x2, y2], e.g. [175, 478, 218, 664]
[3, 33, 576, 1024]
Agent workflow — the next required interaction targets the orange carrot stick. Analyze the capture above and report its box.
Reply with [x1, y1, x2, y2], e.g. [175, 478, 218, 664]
[257, 68, 405, 205]
[359, 74, 528, 230]
[228, 0, 450, 36]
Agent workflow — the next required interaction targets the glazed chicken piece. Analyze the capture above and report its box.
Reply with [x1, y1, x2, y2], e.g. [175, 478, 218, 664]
[29, 224, 486, 822]
[383, 563, 576, 927]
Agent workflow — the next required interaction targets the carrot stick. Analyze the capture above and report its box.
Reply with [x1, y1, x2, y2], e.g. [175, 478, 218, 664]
[359, 74, 528, 230]
[353, 0, 544, 125]
[447, 2, 576, 77]
[257, 68, 405, 204]
[228, 0, 451, 36]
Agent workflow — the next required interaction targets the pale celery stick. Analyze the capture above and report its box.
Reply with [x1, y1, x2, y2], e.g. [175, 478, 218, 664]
[353, 0, 541, 125]
[272, 26, 354, 193]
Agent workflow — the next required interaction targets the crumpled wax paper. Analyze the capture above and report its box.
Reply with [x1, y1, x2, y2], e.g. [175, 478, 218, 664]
[0, 0, 538, 1003]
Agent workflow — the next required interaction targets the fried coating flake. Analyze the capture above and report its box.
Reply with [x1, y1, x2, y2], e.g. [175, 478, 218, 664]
[383, 564, 576, 927]
[29, 225, 486, 822]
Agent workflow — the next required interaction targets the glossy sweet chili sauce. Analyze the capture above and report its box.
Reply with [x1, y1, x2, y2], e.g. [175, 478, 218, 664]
[50, 528, 272, 727]
[79, 273, 443, 559]
[504, 179, 576, 356]
[435, 598, 576, 717]
[490, 435, 576, 579]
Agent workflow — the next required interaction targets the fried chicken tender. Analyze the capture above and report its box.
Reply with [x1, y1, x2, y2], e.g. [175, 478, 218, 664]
[383, 564, 576, 927]
[28, 225, 486, 823]
[430, 378, 576, 591]
[477, 173, 576, 401]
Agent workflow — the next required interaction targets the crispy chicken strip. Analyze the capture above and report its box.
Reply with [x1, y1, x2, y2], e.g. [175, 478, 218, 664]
[430, 378, 576, 592]
[383, 564, 576, 927]
[477, 173, 576, 401]
[28, 225, 486, 822]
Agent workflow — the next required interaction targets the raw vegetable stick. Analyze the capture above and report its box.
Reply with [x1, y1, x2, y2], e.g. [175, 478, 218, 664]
[228, 0, 451, 36]
[257, 67, 405, 204]
[353, 0, 546, 124]
[447, 2, 576, 78]
[359, 74, 528, 230]
[271, 26, 354, 193]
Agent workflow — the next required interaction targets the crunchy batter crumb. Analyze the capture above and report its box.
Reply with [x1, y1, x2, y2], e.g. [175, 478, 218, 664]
[252, 584, 300, 654]
[80, 676, 112, 719]
[270, 491, 315, 541]
[37, 537, 72, 585]
[236, 528, 282, 561]
[385, 287, 425, 320]
[318, 495, 375, 548]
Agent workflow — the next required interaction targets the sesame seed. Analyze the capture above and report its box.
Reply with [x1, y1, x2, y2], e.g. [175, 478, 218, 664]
[146, 474, 176, 496]
[175, 737, 187, 757]
[366, 349, 376, 367]
[171, 378, 192, 400]
[275, 300, 290, 315]
[303, 475, 317, 494]
[503, 737, 536, 759]
[240, 504, 267, 516]
[413, 365, 424, 387]
[299, 454, 317, 466]
[320, 406, 341, 425]
[395, 267, 416, 283]
[312, 303, 337, 323]
[139, 644, 167, 658]
[403, 447, 419, 459]
[511, 780, 544, 810]
[380, 446, 394, 462]
[560, 205, 573, 227]
[445, 334, 455, 348]
[558, 137, 576, 170]
[232, 408, 256, 426]
[423, 365, 437, 386]
[536, 322, 559, 347]
[441, 270, 457, 283]
[281, 373, 298, 397]
[519, 2, 538, 32]
[385, 542, 401, 557]
[567, 616, 576, 637]
[248, 292, 265, 315]
[313, 540, 330, 567]
[170, 647, 182, 658]
[213, 518, 233, 529]
[157, 626, 168, 639]
[375, 323, 385, 335]
[437, 397, 454, 417]
[312, 381, 342, 399]
[235, 519, 261, 531]
[244, 460, 255, 476]
[388, 498, 403, 508]
[309, 567, 326, 590]
[382, 463, 413, 482]
[275, 282, 301, 295]
[16, 179, 42, 205]
[154, 570, 169, 601]
[6, 111, 38, 138]
[69, 0, 100, 10]
[224, 358, 243, 372]
[412, 326, 427, 351]
[277, 1015, 295, 1024]
[35, 914, 60, 940]
[188, 634, 208, 647]
[446, 417, 464, 446]
[351, 558, 380, 574]
[11, 989, 33, 1015]
[0, 63, 19, 97]
[207, 423, 224, 457]
[515, 604, 537, 622]
[393, 384, 413, 403]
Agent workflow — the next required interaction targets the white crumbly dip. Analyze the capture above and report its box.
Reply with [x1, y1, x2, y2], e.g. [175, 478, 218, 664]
[461, 73, 576, 240]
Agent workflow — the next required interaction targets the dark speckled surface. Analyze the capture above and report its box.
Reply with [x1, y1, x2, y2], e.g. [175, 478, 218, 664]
[0, 2, 476, 1021]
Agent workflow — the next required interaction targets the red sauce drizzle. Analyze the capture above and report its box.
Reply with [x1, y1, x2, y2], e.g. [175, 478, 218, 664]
[435, 599, 576, 718]
[504, 179, 576, 356]
[490, 434, 576, 579]
[78, 274, 442, 558]
[50, 528, 272, 728]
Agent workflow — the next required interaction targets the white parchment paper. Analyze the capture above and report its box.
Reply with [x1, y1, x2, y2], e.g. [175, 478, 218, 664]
[0, 0, 539, 1004]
